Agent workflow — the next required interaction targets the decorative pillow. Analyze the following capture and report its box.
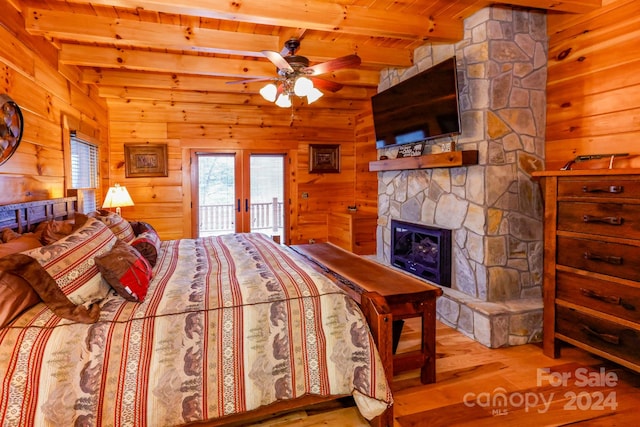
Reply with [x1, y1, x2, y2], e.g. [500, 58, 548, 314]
[95, 240, 153, 302]
[130, 230, 161, 267]
[129, 220, 157, 236]
[0, 235, 42, 258]
[34, 219, 75, 245]
[92, 210, 135, 243]
[0, 253, 99, 324]
[23, 218, 117, 307]
[1, 228, 21, 243]
[0, 266, 41, 328]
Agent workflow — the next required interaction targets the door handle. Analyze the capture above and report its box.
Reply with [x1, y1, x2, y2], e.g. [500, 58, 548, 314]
[237, 199, 241, 212]
[245, 199, 249, 212]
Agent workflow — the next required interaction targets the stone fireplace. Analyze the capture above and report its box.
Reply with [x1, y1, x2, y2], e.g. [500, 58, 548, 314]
[376, 6, 546, 347]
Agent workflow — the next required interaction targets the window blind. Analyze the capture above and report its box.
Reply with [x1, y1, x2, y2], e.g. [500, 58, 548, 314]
[70, 134, 99, 212]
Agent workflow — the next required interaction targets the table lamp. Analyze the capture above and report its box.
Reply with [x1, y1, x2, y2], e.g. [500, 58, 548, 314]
[102, 183, 134, 216]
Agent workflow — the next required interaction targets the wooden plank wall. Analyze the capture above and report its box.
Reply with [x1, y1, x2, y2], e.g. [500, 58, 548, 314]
[107, 97, 374, 243]
[546, 0, 640, 171]
[0, 0, 109, 205]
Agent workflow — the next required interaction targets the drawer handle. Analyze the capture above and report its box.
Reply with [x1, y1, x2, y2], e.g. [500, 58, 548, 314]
[583, 252, 623, 265]
[582, 185, 623, 194]
[581, 325, 620, 345]
[582, 215, 623, 225]
[580, 288, 636, 311]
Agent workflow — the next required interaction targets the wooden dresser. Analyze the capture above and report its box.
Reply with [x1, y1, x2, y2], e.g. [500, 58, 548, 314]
[536, 170, 640, 372]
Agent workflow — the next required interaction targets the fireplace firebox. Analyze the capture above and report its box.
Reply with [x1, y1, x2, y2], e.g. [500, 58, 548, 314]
[391, 220, 451, 287]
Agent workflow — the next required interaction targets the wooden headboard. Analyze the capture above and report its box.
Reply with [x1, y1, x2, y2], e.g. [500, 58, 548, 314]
[0, 197, 77, 233]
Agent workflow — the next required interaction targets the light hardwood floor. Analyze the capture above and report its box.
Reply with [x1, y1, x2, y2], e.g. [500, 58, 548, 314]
[254, 319, 640, 426]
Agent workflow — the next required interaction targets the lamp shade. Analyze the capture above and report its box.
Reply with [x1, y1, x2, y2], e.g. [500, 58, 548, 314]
[306, 87, 324, 104]
[102, 184, 134, 215]
[293, 77, 314, 96]
[259, 83, 278, 102]
[275, 93, 292, 108]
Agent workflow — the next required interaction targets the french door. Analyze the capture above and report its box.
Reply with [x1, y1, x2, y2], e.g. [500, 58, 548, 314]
[191, 150, 287, 242]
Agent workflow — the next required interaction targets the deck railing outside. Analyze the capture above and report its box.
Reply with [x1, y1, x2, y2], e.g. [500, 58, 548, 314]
[199, 197, 283, 234]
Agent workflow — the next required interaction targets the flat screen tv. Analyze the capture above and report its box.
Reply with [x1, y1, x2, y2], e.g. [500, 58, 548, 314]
[372, 56, 461, 149]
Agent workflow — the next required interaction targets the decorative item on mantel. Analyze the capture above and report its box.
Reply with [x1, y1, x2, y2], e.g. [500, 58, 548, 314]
[102, 184, 134, 216]
[396, 142, 424, 158]
[0, 94, 23, 167]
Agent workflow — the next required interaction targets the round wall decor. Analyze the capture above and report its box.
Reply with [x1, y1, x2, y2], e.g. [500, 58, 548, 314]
[0, 94, 24, 166]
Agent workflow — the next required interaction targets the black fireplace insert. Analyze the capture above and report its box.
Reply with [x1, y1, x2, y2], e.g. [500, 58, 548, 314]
[390, 220, 451, 287]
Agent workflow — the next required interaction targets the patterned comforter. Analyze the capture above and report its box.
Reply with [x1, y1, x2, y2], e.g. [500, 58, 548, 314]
[0, 233, 392, 426]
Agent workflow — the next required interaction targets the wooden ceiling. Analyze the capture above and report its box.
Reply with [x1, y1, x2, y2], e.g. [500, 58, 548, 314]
[11, 0, 601, 108]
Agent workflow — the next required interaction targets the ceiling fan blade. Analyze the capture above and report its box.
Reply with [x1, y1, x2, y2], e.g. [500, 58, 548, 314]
[226, 77, 274, 85]
[306, 54, 361, 76]
[262, 50, 294, 73]
[310, 77, 344, 93]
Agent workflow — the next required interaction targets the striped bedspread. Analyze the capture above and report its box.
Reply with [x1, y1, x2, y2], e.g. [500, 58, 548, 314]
[0, 233, 392, 426]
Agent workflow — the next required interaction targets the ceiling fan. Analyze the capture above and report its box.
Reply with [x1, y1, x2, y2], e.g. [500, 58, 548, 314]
[229, 38, 361, 107]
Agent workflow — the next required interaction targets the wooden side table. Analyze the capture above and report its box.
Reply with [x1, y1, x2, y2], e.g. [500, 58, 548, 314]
[291, 242, 443, 384]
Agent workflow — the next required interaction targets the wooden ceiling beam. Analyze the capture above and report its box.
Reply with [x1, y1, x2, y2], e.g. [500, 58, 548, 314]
[492, 0, 602, 14]
[25, 7, 279, 57]
[89, 72, 376, 100]
[25, 8, 413, 68]
[63, 0, 464, 41]
[63, 44, 380, 85]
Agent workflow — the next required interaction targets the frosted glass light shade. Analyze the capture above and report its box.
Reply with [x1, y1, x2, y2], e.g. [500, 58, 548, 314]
[306, 87, 324, 104]
[259, 83, 278, 102]
[293, 77, 314, 96]
[275, 93, 292, 108]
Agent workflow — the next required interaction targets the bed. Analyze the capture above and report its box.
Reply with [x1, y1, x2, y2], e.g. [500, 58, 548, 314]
[0, 197, 393, 426]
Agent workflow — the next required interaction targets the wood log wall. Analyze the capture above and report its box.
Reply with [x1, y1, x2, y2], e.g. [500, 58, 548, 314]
[0, 0, 109, 206]
[107, 96, 378, 243]
[546, 0, 640, 171]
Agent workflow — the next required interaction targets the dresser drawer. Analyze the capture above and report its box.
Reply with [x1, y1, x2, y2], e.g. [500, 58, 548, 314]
[558, 178, 640, 199]
[558, 202, 640, 239]
[557, 236, 640, 281]
[556, 270, 640, 323]
[556, 305, 640, 367]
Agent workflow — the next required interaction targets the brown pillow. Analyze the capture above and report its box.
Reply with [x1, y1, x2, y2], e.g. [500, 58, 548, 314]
[1, 228, 21, 243]
[0, 235, 42, 258]
[34, 220, 75, 245]
[0, 253, 99, 324]
[95, 240, 153, 302]
[0, 269, 41, 328]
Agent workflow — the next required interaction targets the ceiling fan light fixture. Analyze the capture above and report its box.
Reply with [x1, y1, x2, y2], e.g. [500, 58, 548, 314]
[259, 83, 278, 102]
[275, 93, 292, 108]
[306, 87, 324, 104]
[293, 76, 314, 97]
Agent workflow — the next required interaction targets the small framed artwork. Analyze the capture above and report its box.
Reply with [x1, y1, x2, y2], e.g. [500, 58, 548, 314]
[309, 144, 340, 173]
[124, 143, 168, 178]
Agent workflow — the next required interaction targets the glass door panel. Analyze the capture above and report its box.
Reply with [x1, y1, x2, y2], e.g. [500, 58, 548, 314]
[197, 154, 238, 237]
[249, 154, 285, 241]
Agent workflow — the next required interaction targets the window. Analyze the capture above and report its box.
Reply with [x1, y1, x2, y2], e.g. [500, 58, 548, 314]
[70, 132, 99, 213]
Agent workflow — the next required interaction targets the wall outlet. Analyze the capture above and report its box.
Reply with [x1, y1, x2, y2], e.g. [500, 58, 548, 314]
[308, 238, 315, 244]
[302, 192, 309, 199]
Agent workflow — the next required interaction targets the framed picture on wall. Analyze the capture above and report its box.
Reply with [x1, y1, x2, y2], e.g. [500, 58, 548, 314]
[124, 143, 168, 177]
[309, 144, 340, 173]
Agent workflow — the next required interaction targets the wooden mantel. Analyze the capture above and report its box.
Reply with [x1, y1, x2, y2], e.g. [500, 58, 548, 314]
[369, 150, 478, 172]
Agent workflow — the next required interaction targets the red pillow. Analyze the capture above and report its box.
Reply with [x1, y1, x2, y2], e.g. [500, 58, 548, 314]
[95, 240, 153, 302]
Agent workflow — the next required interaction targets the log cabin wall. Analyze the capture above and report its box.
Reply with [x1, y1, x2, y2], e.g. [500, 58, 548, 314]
[545, 0, 640, 170]
[0, 1, 109, 205]
[106, 96, 374, 242]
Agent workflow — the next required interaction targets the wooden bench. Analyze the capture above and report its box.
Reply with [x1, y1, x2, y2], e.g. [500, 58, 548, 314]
[291, 242, 443, 385]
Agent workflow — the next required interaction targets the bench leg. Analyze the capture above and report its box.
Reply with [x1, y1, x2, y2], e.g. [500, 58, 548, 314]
[420, 299, 437, 384]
